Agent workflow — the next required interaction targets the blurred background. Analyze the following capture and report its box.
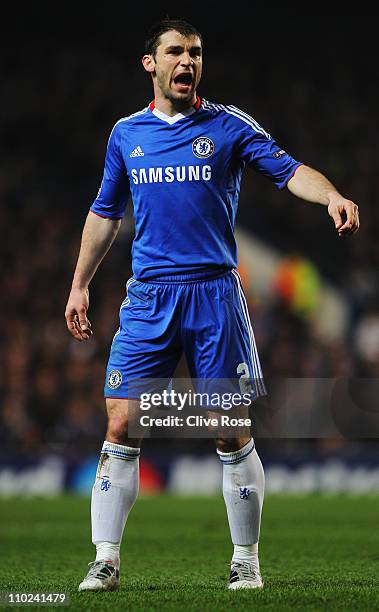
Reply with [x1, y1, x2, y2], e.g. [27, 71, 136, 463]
[1, 4, 378, 495]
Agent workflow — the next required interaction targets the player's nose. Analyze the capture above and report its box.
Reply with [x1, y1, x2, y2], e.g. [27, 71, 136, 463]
[180, 52, 193, 66]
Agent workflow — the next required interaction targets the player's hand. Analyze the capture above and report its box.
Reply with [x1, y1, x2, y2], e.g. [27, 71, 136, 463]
[328, 197, 360, 236]
[65, 287, 93, 341]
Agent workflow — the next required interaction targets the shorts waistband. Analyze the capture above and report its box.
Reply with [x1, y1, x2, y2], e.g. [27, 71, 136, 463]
[136, 269, 231, 284]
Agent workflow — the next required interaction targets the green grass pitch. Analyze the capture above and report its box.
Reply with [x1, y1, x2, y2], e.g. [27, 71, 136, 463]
[0, 494, 378, 611]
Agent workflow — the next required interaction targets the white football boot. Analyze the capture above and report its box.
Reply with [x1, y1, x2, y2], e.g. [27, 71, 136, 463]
[78, 560, 120, 592]
[228, 561, 264, 590]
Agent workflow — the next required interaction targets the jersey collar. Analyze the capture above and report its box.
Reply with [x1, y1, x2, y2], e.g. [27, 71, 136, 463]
[149, 96, 202, 125]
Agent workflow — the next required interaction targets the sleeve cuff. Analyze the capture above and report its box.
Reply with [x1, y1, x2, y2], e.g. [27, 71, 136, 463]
[90, 209, 124, 220]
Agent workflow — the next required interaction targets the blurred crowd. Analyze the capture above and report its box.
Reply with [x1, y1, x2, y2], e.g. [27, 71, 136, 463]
[1, 15, 378, 456]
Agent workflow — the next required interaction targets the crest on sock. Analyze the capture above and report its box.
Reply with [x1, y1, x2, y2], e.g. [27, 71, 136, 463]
[239, 487, 250, 500]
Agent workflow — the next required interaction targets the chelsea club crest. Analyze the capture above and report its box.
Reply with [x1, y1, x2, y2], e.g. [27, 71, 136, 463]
[192, 136, 215, 159]
[107, 369, 123, 389]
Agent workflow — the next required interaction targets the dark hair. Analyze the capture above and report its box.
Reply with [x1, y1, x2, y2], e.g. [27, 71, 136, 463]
[145, 19, 203, 57]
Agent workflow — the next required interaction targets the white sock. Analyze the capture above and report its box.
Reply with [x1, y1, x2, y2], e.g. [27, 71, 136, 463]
[91, 441, 140, 567]
[232, 544, 259, 570]
[95, 542, 121, 565]
[217, 438, 264, 563]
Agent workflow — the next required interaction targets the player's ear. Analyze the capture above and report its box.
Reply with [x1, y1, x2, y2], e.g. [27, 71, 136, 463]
[142, 54, 155, 74]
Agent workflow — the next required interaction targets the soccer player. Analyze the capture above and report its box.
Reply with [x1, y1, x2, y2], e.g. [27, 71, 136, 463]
[65, 19, 360, 591]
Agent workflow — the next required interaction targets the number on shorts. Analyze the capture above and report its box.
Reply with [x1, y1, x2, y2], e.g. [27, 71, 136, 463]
[237, 362, 253, 394]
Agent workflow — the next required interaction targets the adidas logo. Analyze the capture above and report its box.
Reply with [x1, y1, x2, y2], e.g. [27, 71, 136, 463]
[130, 146, 144, 157]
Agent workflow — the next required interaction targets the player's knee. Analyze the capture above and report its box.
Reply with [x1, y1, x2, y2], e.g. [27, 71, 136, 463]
[105, 399, 129, 443]
[106, 414, 129, 443]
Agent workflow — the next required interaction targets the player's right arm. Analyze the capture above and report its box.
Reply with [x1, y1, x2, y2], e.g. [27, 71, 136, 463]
[65, 213, 121, 341]
[65, 120, 130, 341]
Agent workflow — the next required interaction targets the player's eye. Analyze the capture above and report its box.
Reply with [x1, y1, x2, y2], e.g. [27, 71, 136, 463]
[166, 47, 182, 55]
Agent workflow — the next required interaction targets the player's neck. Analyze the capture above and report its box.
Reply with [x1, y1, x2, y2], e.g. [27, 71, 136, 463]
[153, 93, 197, 117]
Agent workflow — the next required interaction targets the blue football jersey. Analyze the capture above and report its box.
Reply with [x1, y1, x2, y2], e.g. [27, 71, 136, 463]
[91, 97, 302, 280]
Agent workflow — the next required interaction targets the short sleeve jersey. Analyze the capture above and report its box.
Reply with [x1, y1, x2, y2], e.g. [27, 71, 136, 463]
[91, 97, 302, 280]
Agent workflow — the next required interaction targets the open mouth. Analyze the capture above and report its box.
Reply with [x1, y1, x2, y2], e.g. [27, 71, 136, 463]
[173, 73, 193, 88]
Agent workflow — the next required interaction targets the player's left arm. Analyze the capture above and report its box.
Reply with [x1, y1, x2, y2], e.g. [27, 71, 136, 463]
[287, 164, 360, 236]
